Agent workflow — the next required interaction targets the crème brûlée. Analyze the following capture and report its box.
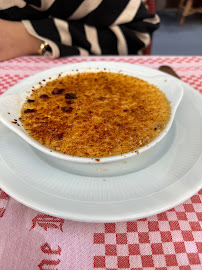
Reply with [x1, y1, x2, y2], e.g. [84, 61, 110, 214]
[20, 72, 171, 157]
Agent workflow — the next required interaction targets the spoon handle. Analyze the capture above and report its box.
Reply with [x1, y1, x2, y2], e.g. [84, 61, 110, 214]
[158, 65, 181, 80]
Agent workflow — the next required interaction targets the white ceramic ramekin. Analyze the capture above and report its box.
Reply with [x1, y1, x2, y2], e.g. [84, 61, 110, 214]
[0, 62, 183, 176]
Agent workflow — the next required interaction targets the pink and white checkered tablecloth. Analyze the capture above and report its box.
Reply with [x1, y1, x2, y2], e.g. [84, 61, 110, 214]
[0, 56, 202, 270]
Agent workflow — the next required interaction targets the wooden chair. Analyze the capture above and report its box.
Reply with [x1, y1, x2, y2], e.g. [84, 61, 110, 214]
[179, 0, 202, 25]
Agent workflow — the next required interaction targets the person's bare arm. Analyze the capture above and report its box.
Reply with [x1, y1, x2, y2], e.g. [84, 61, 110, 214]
[0, 19, 42, 62]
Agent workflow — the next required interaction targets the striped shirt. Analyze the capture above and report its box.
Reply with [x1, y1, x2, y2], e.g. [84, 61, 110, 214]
[0, 0, 160, 58]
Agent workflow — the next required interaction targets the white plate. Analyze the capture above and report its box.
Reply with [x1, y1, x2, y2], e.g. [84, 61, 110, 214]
[0, 64, 202, 222]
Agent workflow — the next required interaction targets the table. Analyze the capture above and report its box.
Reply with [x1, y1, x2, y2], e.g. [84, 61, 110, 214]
[0, 56, 202, 270]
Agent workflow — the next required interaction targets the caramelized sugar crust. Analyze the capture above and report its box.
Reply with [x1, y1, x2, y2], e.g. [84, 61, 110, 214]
[20, 72, 171, 157]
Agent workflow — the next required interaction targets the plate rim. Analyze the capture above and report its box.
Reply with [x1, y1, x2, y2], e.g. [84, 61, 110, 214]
[0, 62, 202, 222]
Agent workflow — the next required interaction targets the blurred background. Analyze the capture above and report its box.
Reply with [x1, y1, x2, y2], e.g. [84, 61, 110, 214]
[151, 0, 202, 55]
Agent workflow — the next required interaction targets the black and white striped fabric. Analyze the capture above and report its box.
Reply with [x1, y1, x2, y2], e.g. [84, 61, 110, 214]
[0, 0, 160, 58]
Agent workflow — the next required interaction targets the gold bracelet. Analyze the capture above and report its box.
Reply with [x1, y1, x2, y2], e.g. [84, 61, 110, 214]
[38, 42, 50, 56]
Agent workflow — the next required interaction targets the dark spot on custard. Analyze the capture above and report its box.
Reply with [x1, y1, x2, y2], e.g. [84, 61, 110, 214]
[65, 93, 77, 99]
[40, 94, 49, 100]
[27, 99, 35, 103]
[52, 88, 65, 95]
[62, 106, 73, 113]
[24, 109, 36, 113]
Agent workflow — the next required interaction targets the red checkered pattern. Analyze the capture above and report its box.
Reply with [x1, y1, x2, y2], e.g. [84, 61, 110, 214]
[0, 74, 29, 95]
[180, 75, 202, 94]
[0, 189, 10, 218]
[94, 192, 202, 269]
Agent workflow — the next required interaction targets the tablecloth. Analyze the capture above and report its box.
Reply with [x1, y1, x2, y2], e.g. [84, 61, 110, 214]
[0, 56, 202, 270]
